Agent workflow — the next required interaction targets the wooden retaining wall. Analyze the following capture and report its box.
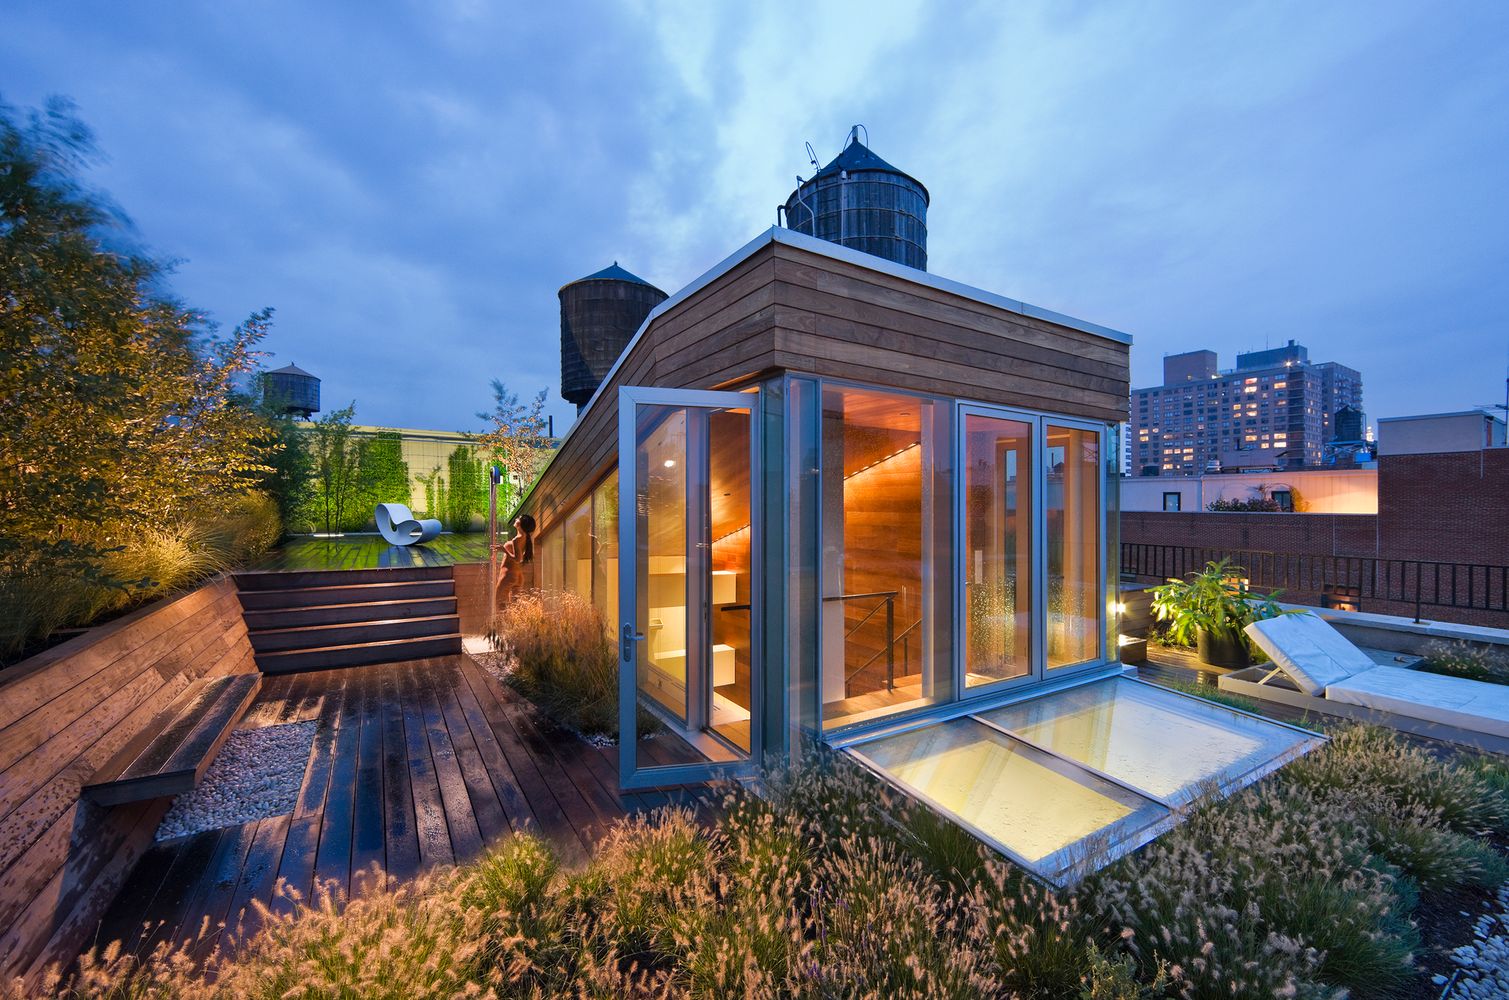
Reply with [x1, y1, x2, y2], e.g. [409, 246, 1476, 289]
[0, 577, 255, 984]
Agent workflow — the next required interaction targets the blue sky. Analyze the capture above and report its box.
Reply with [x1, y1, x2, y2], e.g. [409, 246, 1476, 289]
[4, 1, 1507, 435]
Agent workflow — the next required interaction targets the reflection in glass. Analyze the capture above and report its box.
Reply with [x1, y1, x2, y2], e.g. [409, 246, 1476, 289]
[538, 524, 563, 593]
[980, 678, 1316, 803]
[964, 413, 1034, 687]
[1046, 425, 1102, 668]
[591, 471, 619, 633]
[635, 406, 688, 722]
[858, 718, 1166, 868]
[562, 498, 592, 601]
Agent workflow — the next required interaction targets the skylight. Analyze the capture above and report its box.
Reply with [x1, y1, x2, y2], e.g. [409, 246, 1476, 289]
[842, 676, 1323, 885]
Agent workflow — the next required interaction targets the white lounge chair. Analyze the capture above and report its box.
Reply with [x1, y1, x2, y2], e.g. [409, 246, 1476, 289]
[1219, 612, 1509, 753]
[375, 503, 442, 547]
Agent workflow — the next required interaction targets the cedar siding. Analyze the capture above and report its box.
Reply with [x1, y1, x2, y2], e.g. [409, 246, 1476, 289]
[516, 232, 1129, 536]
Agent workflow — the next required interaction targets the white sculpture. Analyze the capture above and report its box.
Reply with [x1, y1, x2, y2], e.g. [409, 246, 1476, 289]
[375, 503, 442, 546]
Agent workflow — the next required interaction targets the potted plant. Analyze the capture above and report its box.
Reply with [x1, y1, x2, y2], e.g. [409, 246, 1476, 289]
[1149, 559, 1289, 669]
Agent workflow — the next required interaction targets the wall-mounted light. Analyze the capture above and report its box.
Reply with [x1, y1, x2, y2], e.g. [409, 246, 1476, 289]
[663, 459, 676, 469]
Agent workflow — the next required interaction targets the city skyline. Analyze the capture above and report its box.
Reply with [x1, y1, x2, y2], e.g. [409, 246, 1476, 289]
[3, 2, 1507, 435]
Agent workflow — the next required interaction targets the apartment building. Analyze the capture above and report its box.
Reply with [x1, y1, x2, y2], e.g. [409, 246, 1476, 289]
[1131, 340, 1362, 476]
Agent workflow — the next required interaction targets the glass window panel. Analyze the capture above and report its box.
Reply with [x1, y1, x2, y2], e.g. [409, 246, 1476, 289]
[979, 678, 1317, 803]
[963, 413, 1034, 687]
[708, 408, 753, 752]
[562, 498, 592, 601]
[1046, 425, 1102, 668]
[591, 471, 619, 633]
[856, 718, 1166, 869]
[820, 386, 947, 729]
[538, 525, 563, 593]
[635, 406, 688, 723]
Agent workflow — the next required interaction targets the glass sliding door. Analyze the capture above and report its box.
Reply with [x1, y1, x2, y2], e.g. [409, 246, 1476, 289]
[961, 409, 1036, 689]
[1046, 423, 1104, 669]
[618, 386, 760, 788]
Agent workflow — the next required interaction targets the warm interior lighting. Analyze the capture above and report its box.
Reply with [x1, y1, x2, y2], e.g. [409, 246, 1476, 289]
[845, 441, 920, 480]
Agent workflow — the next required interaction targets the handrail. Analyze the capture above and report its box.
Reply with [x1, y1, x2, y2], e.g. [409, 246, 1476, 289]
[1120, 543, 1509, 623]
[848, 617, 921, 692]
[843, 597, 892, 641]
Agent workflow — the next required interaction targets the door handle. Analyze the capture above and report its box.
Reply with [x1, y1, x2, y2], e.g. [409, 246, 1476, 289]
[621, 622, 645, 661]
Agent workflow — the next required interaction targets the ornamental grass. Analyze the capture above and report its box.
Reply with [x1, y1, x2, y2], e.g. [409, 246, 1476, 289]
[21, 725, 1509, 1000]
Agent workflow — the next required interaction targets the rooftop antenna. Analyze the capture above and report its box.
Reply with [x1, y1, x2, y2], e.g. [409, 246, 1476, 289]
[788, 141, 822, 231]
[847, 123, 868, 147]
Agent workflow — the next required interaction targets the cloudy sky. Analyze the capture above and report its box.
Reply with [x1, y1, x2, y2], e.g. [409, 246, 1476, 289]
[5, 1, 1507, 435]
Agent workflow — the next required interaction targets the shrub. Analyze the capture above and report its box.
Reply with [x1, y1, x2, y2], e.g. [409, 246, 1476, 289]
[1417, 638, 1509, 686]
[1, 492, 281, 663]
[1087, 780, 1417, 999]
[1285, 725, 1509, 836]
[28, 727, 1509, 999]
[492, 589, 648, 740]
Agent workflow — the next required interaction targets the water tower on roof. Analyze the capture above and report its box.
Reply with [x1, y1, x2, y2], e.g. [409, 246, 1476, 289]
[782, 125, 929, 271]
[559, 262, 668, 411]
[262, 362, 321, 419]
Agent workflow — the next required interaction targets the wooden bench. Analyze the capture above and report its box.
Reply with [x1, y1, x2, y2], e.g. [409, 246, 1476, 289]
[82, 673, 261, 807]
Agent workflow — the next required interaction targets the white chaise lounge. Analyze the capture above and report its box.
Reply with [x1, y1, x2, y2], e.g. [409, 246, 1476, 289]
[1218, 612, 1509, 753]
[375, 503, 442, 547]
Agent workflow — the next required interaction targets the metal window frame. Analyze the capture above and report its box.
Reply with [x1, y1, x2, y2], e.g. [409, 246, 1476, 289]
[836, 671, 1325, 885]
[617, 385, 765, 790]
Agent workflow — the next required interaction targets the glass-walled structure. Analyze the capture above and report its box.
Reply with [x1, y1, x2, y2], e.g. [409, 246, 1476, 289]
[529, 374, 1122, 754]
[512, 226, 1319, 884]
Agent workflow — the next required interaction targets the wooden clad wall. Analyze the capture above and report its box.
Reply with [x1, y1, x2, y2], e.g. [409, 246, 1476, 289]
[517, 235, 1130, 539]
[522, 249, 783, 535]
[766, 242, 1129, 424]
[0, 578, 255, 983]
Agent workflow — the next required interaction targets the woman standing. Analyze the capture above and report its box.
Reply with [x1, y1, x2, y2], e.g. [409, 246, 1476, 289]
[494, 513, 535, 610]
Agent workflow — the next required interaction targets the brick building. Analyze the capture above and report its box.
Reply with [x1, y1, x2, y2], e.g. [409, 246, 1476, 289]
[1121, 411, 1509, 626]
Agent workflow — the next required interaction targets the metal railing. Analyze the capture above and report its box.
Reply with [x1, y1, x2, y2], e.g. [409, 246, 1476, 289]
[1120, 543, 1509, 621]
[824, 591, 912, 691]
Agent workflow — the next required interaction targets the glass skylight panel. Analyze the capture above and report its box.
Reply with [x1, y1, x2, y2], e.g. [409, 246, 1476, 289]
[851, 718, 1167, 877]
[843, 676, 1324, 885]
[977, 678, 1319, 804]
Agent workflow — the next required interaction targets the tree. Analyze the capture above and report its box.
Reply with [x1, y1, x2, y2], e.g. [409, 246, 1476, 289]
[253, 397, 314, 534]
[0, 97, 275, 623]
[307, 403, 365, 533]
[475, 381, 552, 514]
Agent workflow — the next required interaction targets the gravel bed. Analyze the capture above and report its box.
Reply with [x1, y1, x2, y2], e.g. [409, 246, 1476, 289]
[1441, 881, 1509, 999]
[154, 720, 317, 842]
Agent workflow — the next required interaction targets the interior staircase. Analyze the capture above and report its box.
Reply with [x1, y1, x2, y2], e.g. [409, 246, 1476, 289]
[234, 566, 463, 673]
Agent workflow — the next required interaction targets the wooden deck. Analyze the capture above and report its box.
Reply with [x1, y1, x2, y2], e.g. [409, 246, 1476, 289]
[249, 534, 491, 572]
[86, 655, 702, 963]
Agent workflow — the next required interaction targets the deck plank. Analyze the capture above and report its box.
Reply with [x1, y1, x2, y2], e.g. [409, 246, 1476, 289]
[350, 669, 387, 885]
[396, 664, 455, 870]
[270, 813, 322, 916]
[448, 659, 543, 836]
[456, 660, 590, 865]
[431, 660, 510, 848]
[225, 814, 291, 943]
[377, 666, 422, 887]
[85, 651, 659, 970]
[310, 669, 362, 897]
